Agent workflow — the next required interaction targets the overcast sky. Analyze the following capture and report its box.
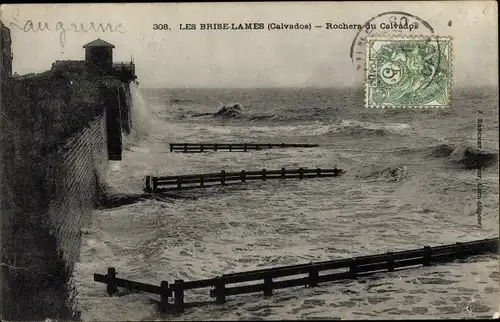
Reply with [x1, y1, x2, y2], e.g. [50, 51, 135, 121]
[1, 2, 497, 88]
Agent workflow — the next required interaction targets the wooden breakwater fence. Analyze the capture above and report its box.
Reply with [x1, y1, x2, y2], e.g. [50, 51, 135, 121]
[144, 167, 343, 193]
[169, 143, 319, 153]
[94, 237, 498, 313]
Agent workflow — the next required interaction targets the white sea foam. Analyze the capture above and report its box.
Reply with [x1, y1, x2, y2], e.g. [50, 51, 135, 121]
[124, 82, 153, 144]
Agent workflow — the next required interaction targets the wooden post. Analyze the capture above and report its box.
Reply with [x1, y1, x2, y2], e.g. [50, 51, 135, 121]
[145, 175, 152, 193]
[152, 177, 158, 193]
[160, 281, 169, 312]
[281, 143, 285, 149]
[177, 177, 182, 190]
[316, 168, 321, 177]
[215, 278, 226, 304]
[299, 168, 304, 180]
[229, 144, 232, 152]
[200, 145, 204, 153]
[423, 246, 431, 266]
[268, 143, 272, 149]
[489, 239, 499, 253]
[241, 170, 246, 183]
[214, 143, 218, 151]
[263, 274, 273, 297]
[308, 269, 318, 287]
[262, 168, 267, 181]
[221, 170, 226, 186]
[333, 167, 340, 176]
[455, 242, 464, 260]
[281, 167, 286, 179]
[200, 175, 205, 187]
[184, 143, 187, 153]
[174, 279, 185, 313]
[244, 143, 247, 152]
[386, 252, 394, 272]
[106, 267, 118, 295]
[349, 259, 357, 279]
[169, 144, 173, 152]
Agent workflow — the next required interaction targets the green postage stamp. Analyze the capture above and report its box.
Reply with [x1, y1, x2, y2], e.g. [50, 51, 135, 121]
[365, 36, 452, 108]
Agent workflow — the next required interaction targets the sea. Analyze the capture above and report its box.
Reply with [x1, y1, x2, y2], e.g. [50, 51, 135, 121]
[73, 86, 499, 320]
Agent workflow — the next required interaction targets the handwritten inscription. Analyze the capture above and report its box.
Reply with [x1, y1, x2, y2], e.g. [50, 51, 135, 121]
[8, 8, 125, 47]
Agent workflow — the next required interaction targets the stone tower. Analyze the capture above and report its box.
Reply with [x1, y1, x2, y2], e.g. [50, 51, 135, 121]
[83, 38, 115, 76]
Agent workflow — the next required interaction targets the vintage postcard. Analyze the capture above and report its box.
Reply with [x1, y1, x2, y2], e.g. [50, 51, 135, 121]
[0, 2, 498, 321]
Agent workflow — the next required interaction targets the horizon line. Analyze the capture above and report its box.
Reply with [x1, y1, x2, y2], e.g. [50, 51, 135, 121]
[139, 85, 499, 90]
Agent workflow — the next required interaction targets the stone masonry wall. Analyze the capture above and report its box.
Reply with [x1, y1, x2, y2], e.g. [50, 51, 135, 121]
[0, 71, 122, 321]
[45, 116, 108, 269]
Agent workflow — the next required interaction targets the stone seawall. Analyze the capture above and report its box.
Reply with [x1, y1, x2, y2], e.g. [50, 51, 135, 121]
[45, 116, 108, 268]
[0, 71, 132, 320]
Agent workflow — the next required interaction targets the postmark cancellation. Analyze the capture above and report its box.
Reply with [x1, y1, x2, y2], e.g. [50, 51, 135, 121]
[365, 35, 452, 109]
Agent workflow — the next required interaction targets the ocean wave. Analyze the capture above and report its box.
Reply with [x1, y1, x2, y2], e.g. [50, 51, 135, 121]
[184, 103, 246, 119]
[169, 98, 197, 105]
[163, 118, 411, 141]
[256, 120, 410, 138]
[336, 125, 388, 137]
[322, 120, 410, 138]
[359, 164, 409, 182]
[391, 144, 455, 157]
[213, 103, 244, 118]
[180, 110, 212, 118]
[248, 114, 276, 121]
[269, 106, 336, 122]
[391, 143, 498, 169]
[447, 145, 498, 169]
[430, 144, 456, 157]
[176, 104, 336, 122]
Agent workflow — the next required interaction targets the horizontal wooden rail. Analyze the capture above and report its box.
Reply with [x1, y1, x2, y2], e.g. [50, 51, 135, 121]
[171, 143, 319, 147]
[94, 238, 498, 313]
[94, 269, 166, 295]
[156, 168, 338, 181]
[220, 239, 497, 282]
[155, 173, 340, 185]
[169, 143, 319, 153]
[144, 167, 343, 193]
